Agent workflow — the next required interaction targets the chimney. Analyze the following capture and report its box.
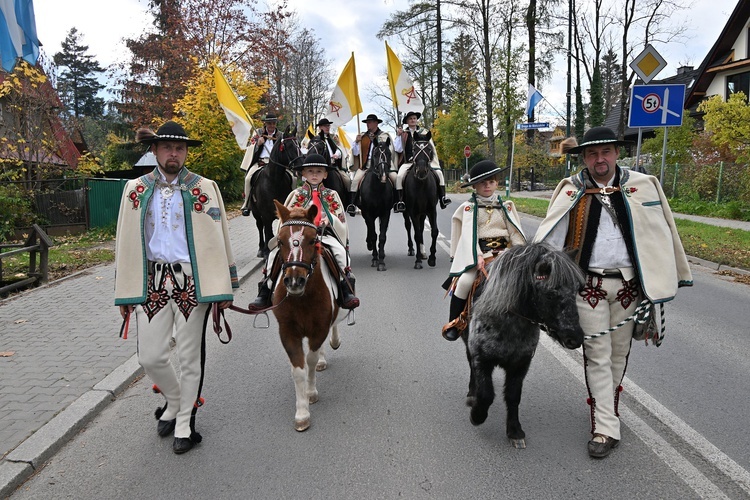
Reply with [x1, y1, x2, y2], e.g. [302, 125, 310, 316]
[677, 65, 694, 75]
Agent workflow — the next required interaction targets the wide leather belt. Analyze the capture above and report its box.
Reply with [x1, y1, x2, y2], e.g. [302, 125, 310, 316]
[479, 237, 509, 254]
[589, 268, 623, 279]
[148, 261, 191, 276]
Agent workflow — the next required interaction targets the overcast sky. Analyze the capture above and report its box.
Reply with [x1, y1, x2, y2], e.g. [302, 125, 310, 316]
[34, 0, 740, 134]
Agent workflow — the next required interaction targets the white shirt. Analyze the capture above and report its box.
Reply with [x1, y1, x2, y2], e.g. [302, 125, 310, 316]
[145, 170, 191, 264]
[393, 127, 417, 153]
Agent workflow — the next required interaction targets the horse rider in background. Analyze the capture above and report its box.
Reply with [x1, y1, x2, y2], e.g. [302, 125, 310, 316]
[393, 111, 451, 212]
[315, 117, 351, 192]
[240, 113, 293, 216]
[534, 126, 693, 459]
[115, 121, 238, 455]
[346, 113, 398, 217]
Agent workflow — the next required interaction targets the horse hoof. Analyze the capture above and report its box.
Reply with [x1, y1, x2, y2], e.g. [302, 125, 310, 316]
[294, 419, 310, 432]
[371, 259, 378, 268]
[316, 359, 327, 371]
[509, 438, 527, 449]
[330, 338, 341, 350]
[408, 249, 415, 256]
[428, 257, 436, 267]
[469, 406, 488, 426]
[309, 392, 319, 404]
[414, 262, 423, 270]
[377, 264, 386, 271]
[256, 249, 266, 258]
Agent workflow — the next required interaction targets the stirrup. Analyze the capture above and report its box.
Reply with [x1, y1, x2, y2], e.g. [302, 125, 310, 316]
[346, 204, 357, 217]
[394, 201, 406, 213]
[252, 311, 270, 329]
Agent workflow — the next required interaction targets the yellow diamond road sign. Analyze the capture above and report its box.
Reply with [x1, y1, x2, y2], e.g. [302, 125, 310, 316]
[630, 44, 667, 84]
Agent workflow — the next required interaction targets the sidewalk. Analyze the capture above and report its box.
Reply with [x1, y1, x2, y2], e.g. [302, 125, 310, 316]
[0, 214, 264, 497]
[1, 193, 748, 497]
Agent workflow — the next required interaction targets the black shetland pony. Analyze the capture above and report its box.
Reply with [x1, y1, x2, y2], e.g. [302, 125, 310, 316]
[402, 131, 439, 269]
[250, 125, 303, 257]
[464, 243, 585, 448]
[306, 136, 349, 204]
[357, 139, 394, 271]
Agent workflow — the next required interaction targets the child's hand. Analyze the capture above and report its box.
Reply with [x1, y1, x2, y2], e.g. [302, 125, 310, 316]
[477, 255, 486, 271]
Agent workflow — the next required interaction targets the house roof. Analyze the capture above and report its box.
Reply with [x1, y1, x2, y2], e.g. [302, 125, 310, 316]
[685, 0, 750, 109]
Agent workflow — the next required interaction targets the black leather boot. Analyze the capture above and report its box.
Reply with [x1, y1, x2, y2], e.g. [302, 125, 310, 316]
[248, 278, 272, 312]
[346, 191, 357, 217]
[394, 190, 406, 213]
[442, 296, 467, 341]
[439, 185, 452, 209]
[339, 279, 360, 309]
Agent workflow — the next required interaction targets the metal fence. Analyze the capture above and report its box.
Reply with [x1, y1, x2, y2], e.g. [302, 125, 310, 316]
[5, 178, 88, 230]
[641, 162, 750, 204]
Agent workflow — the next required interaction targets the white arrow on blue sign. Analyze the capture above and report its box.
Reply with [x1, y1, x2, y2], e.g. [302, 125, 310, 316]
[628, 84, 685, 128]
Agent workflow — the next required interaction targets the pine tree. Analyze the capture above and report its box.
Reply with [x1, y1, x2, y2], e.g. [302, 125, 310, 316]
[53, 27, 105, 118]
[589, 65, 604, 127]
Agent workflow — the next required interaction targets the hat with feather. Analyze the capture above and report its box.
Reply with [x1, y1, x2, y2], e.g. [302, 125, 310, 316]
[135, 121, 202, 147]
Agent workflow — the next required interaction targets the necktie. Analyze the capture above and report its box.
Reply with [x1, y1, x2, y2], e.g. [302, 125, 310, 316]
[311, 188, 322, 226]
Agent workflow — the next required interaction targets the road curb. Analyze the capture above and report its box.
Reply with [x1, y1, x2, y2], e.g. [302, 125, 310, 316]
[0, 259, 263, 498]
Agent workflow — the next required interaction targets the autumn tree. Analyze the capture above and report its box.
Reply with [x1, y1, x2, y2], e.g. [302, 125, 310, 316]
[173, 62, 267, 199]
[698, 93, 750, 163]
[640, 110, 695, 165]
[0, 61, 71, 187]
[53, 27, 105, 118]
[432, 103, 484, 170]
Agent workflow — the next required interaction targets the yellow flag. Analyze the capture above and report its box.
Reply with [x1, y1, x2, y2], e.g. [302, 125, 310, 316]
[325, 53, 363, 127]
[213, 65, 254, 150]
[337, 128, 352, 151]
[385, 41, 424, 114]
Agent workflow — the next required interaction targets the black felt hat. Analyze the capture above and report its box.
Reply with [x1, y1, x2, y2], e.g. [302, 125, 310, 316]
[296, 153, 334, 171]
[566, 126, 632, 154]
[460, 160, 508, 188]
[402, 111, 421, 124]
[316, 118, 334, 127]
[263, 113, 279, 122]
[136, 121, 202, 147]
[362, 114, 383, 123]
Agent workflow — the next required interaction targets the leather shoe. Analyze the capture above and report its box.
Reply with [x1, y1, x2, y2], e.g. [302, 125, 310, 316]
[156, 418, 175, 437]
[173, 437, 194, 454]
[442, 326, 460, 341]
[394, 201, 406, 213]
[587, 434, 619, 458]
[241, 208, 250, 216]
[346, 204, 357, 217]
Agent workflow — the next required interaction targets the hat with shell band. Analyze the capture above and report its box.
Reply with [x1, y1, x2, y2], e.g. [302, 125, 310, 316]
[135, 121, 202, 147]
[296, 153, 335, 171]
[460, 160, 509, 188]
[566, 126, 632, 154]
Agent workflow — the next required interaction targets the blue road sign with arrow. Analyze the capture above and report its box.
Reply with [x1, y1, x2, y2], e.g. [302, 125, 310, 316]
[628, 84, 685, 128]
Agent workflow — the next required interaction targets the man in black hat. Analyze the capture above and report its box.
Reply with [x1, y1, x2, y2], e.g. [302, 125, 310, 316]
[347, 114, 398, 216]
[394, 111, 451, 212]
[115, 121, 238, 454]
[534, 126, 692, 459]
[240, 113, 285, 216]
[441, 160, 526, 341]
[314, 117, 351, 191]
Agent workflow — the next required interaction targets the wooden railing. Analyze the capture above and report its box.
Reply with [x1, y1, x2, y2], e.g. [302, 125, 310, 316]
[0, 225, 53, 296]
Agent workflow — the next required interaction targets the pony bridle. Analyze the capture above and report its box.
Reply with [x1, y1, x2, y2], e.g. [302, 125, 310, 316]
[273, 136, 304, 167]
[413, 142, 431, 178]
[279, 219, 320, 278]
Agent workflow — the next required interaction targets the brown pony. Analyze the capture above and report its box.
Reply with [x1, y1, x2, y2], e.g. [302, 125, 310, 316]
[271, 200, 345, 431]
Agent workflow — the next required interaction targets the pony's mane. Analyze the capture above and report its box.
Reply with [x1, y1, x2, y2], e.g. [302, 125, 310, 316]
[472, 242, 584, 319]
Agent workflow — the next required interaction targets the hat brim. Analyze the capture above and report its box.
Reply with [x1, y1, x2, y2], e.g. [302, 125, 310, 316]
[149, 137, 202, 147]
[567, 139, 632, 154]
[294, 162, 336, 171]
[460, 166, 509, 188]
[362, 118, 383, 123]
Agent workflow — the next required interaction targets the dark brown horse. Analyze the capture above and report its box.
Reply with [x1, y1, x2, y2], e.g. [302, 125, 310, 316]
[271, 200, 346, 431]
[250, 125, 303, 257]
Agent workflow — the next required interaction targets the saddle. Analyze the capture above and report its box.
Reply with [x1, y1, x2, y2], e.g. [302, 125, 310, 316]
[441, 255, 498, 335]
[250, 164, 295, 203]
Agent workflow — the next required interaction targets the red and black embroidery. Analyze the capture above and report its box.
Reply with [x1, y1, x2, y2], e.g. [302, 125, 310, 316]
[579, 274, 607, 308]
[172, 276, 198, 320]
[143, 274, 170, 321]
[615, 278, 639, 309]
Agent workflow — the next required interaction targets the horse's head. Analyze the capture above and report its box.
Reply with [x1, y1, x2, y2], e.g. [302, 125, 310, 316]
[274, 199, 320, 297]
[412, 130, 433, 180]
[526, 245, 585, 349]
[371, 138, 392, 182]
[476, 243, 585, 350]
[307, 137, 331, 165]
[274, 125, 304, 169]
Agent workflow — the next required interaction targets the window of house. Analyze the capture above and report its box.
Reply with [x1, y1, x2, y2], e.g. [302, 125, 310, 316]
[726, 71, 750, 99]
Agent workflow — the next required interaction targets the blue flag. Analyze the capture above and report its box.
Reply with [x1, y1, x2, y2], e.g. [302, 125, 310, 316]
[525, 83, 544, 118]
[0, 0, 39, 73]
